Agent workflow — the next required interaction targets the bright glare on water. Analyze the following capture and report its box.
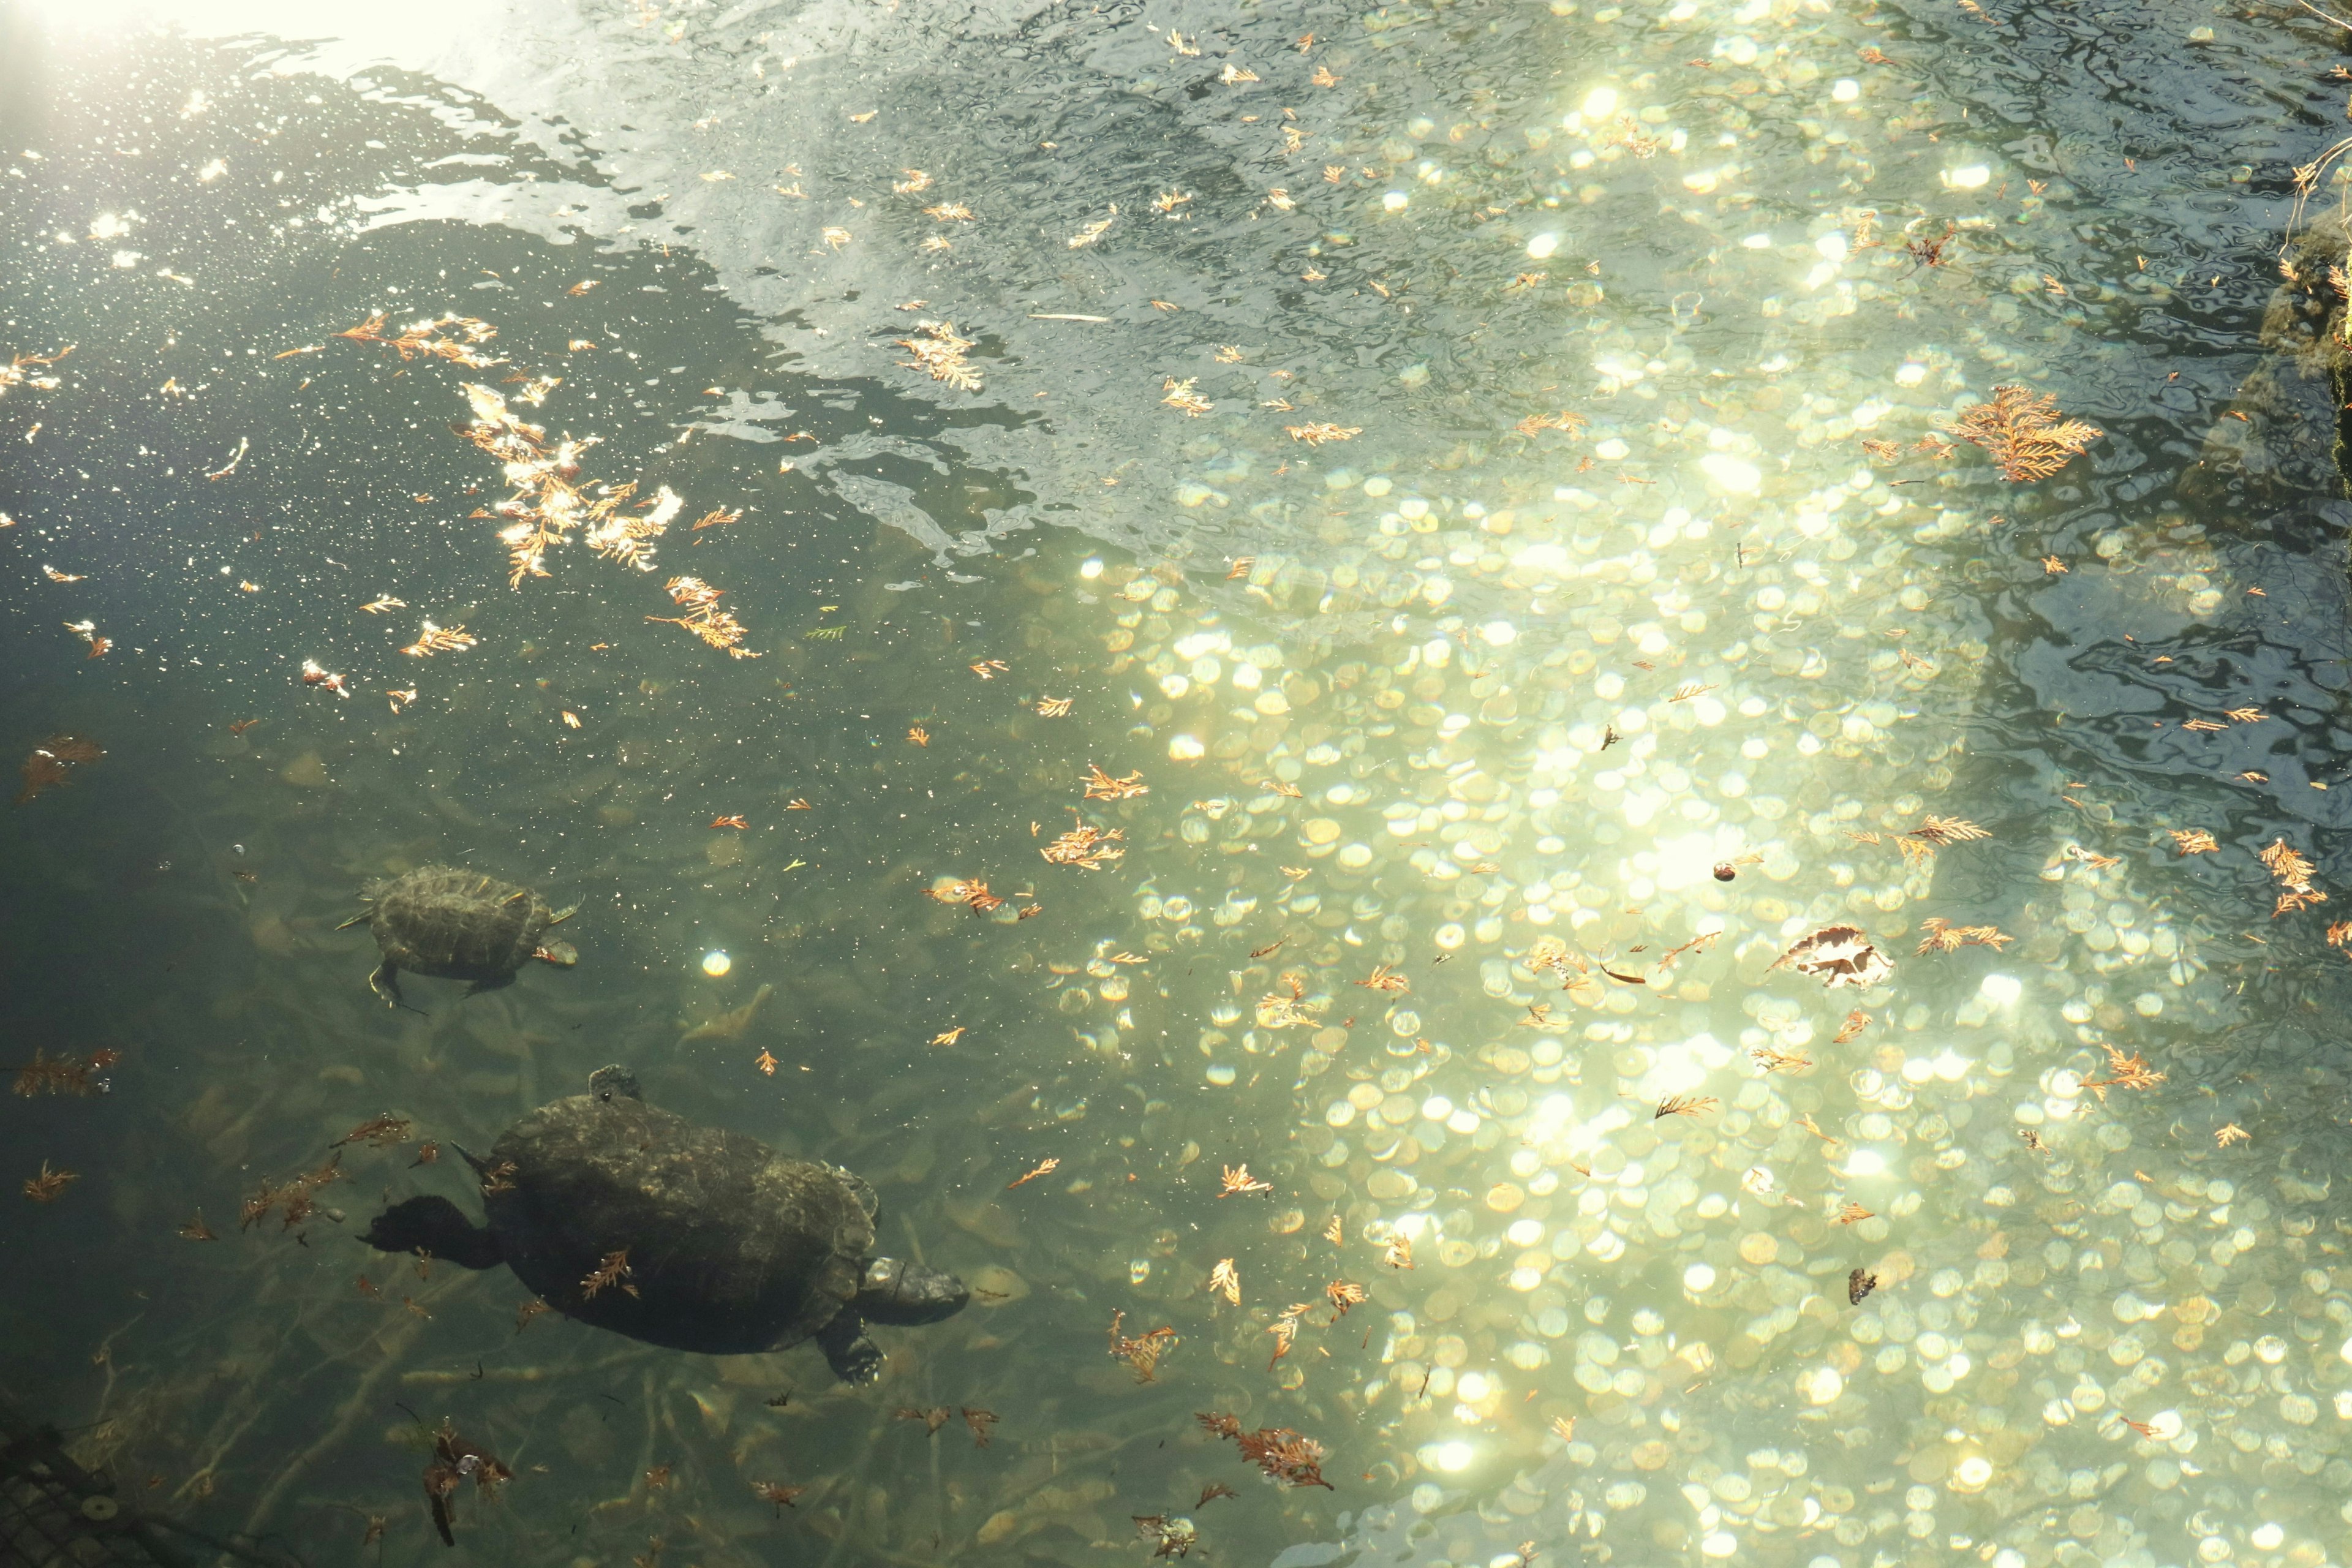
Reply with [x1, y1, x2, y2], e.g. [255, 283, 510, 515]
[5, 0, 2352, 1566]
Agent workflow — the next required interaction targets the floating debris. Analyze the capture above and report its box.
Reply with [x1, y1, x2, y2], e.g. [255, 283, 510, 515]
[1197, 1413, 1334, 1490]
[753, 1482, 806, 1515]
[2081, 1044, 2166, 1100]
[895, 320, 981, 391]
[1215, 1164, 1272, 1197]
[647, 576, 760, 657]
[1160, 377, 1212, 417]
[1950, 384, 2102, 481]
[22, 1161, 77, 1203]
[423, 1422, 513, 1547]
[401, 620, 477, 657]
[1006, 1158, 1060, 1189]
[579, 1250, 636, 1299]
[1109, 1311, 1178, 1382]
[1082, 764, 1148, 800]
[1770, 926, 1895, 988]
[334, 311, 502, 367]
[1134, 1515, 1199, 1558]
[0, 345, 71, 396]
[14, 734, 101, 805]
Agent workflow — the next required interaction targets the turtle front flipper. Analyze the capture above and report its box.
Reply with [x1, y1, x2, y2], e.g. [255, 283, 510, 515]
[464, 971, 517, 998]
[361, 1196, 503, 1270]
[814, 1310, 884, 1384]
[370, 959, 425, 1014]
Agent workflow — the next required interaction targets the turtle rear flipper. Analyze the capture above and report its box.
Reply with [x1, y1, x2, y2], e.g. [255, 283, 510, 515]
[334, 909, 374, 932]
[814, 1311, 883, 1384]
[361, 1196, 503, 1269]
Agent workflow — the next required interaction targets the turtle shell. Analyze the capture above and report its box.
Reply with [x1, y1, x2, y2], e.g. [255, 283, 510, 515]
[364, 866, 558, 984]
[481, 1091, 874, 1355]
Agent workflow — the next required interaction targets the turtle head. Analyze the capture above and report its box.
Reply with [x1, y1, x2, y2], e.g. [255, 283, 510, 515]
[853, 1256, 970, 1325]
[533, 940, 579, 968]
[588, 1065, 641, 1102]
[360, 1195, 503, 1270]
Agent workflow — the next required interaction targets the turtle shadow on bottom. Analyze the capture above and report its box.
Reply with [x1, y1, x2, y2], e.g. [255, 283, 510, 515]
[360, 1065, 968, 1382]
[337, 865, 579, 1012]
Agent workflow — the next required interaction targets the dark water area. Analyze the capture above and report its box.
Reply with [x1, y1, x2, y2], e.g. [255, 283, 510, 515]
[12, 1, 2352, 1566]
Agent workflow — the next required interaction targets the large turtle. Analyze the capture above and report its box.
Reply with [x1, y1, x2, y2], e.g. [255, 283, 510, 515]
[358, 1066, 968, 1381]
[338, 865, 578, 1009]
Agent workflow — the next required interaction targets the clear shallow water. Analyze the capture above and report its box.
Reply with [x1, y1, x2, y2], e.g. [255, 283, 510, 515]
[7, 2, 2352, 1566]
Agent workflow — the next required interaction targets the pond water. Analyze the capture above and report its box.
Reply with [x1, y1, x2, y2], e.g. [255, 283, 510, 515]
[6, 1, 2352, 1565]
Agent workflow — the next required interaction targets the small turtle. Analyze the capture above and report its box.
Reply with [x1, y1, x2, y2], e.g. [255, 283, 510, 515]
[338, 865, 577, 1009]
[360, 1066, 968, 1381]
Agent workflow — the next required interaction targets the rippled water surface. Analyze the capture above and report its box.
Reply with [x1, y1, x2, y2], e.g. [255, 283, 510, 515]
[9, 1, 2352, 1564]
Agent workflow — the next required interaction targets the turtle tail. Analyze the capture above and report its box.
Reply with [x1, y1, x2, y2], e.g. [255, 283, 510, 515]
[361, 1196, 502, 1270]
